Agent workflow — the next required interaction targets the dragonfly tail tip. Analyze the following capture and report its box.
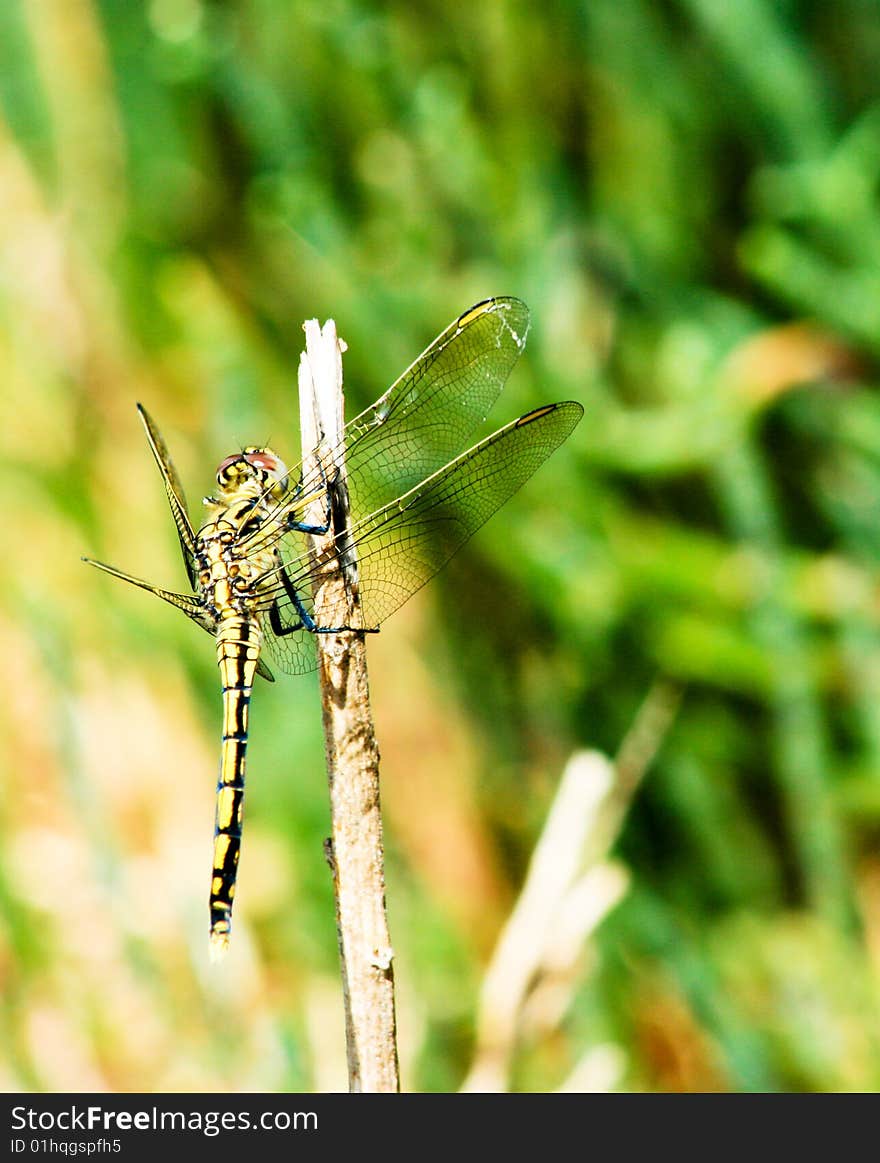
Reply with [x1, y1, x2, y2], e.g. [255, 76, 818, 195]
[209, 931, 230, 963]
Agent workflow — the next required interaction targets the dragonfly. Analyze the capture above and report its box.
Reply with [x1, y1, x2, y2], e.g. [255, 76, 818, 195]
[83, 296, 583, 958]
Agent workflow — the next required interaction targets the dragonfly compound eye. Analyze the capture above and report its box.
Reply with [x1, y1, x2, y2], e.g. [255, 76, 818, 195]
[215, 449, 289, 494]
[244, 449, 289, 480]
[243, 449, 271, 469]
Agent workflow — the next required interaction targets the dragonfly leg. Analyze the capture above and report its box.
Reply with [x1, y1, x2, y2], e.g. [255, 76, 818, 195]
[288, 517, 331, 536]
[286, 461, 333, 536]
[268, 598, 305, 638]
[314, 625, 380, 635]
[272, 565, 379, 636]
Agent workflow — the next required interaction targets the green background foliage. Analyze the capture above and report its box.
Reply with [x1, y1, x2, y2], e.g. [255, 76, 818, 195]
[4, 0, 880, 1092]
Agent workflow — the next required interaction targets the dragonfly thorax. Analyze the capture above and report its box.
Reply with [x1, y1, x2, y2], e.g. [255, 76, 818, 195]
[212, 447, 291, 503]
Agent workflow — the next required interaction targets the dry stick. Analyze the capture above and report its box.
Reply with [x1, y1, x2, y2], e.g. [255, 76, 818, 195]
[461, 680, 681, 1092]
[298, 318, 400, 1093]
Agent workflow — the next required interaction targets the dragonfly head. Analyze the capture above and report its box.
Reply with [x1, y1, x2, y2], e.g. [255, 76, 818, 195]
[213, 447, 291, 501]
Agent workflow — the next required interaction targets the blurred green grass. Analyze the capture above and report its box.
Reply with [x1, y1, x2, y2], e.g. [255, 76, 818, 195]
[4, 0, 880, 1092]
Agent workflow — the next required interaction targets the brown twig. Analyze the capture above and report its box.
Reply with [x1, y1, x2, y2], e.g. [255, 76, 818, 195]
[298, 318, 400, 1093]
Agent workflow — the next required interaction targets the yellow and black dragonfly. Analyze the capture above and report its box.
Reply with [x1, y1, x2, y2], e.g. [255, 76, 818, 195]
[83, 297, 583, 957]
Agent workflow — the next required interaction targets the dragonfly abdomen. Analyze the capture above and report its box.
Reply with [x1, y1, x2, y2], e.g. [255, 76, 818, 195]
[210, 614, 263, 959]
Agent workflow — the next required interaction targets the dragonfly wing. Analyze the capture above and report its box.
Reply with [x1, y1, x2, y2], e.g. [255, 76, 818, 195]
[82, 556, 211, 627]
[137, 403, 199, 589]
[260, 595, 322, 676]
[326, 297, 531, 521]
[238, 298, 531, 583]
[259, 400, 583, 674]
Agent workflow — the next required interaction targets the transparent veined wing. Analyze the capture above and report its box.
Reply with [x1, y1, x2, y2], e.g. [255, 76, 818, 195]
[136, 402, 199, 588]
[258, 400, 584, 676]
[242, 297, 530, 570]
[291, 296, 532, 526]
